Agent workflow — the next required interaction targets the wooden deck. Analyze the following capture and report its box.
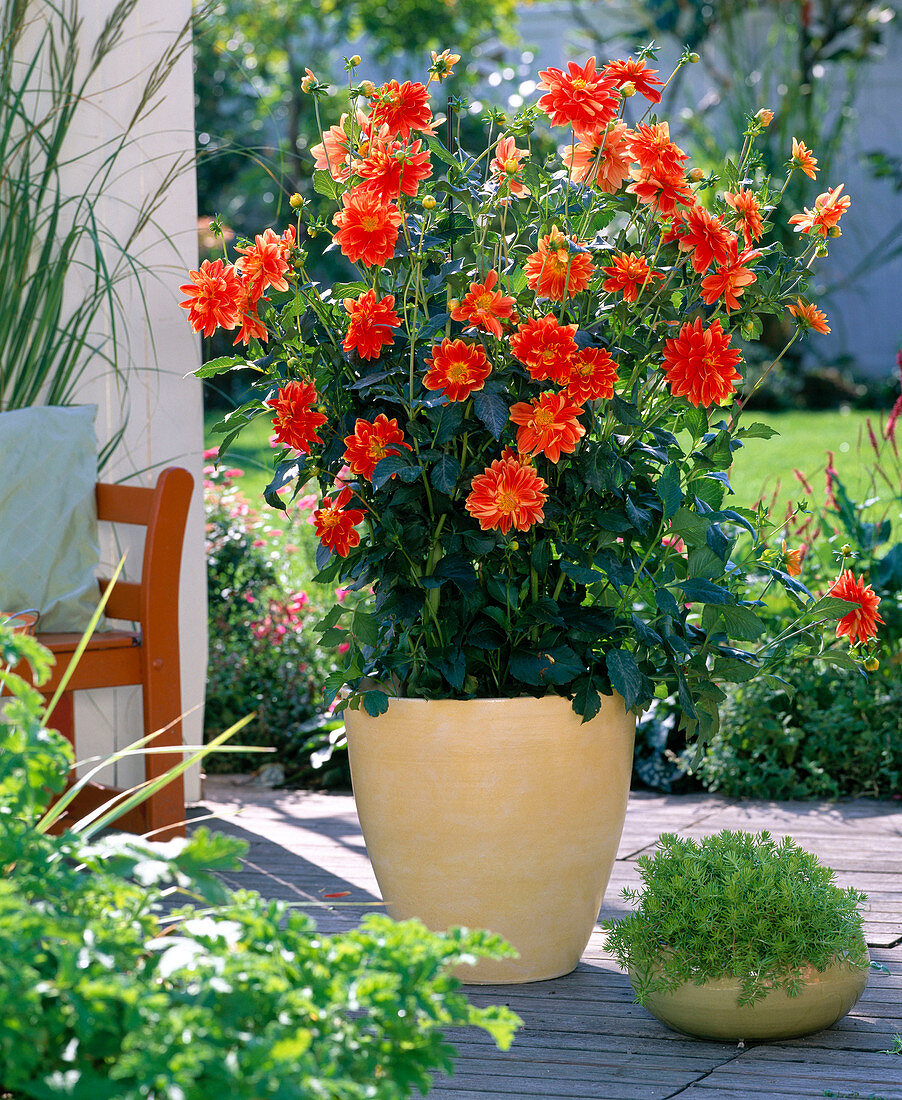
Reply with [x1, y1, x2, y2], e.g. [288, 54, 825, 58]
[193, 779, 902, 1100]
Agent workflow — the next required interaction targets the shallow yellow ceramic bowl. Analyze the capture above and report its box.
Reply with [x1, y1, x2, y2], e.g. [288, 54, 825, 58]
[636, 960, 869, 1041]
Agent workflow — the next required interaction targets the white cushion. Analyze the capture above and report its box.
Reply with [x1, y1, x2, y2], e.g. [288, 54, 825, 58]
[0, 405, 101, 632]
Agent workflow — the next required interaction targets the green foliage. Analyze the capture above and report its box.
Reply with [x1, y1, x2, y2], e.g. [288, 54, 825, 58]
[203, 465, 352, 786]
[603, 830, 869, 1007]
[693, 661, 902, 799]
[0, 0, 194, 463]
[0, 625, 521, 1099]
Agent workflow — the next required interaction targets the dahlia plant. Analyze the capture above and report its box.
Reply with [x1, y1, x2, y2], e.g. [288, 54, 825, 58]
[186, 46, 881, 739]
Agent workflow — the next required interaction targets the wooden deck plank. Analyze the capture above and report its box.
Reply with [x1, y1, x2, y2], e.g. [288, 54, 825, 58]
[194, 779, 902, 1100]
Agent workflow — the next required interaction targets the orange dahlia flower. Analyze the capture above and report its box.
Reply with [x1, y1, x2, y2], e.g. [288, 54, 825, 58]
[626, 166, 693, 217]
[332, 188, 403, 267]
[661, 317, 743, 407]
[313, 487, 365, 558]
[311, 112, 367, 181]
[266, 380, 328, 454]
[675, 204, 736, 273]
[562, 120, 635, 193]
[235, 227, 292, 301]
[424, 339, 492, 402]
[357, 138, 433, 203]
[601, 251, 663, 302]
[510, 313, 578, 384]
[490, 136, 530, 199]
[537, 56, 620, 138]
[566, 347, 619, 404]
[450, 270, 516, 338]
[603, 57, 664, 103]
[465, 454, 548, 534]
[233, 282, 268, 346]
[829, 570, 884, 646]
[509, 391, 586, 463]
[788, 184, 851, 237]
[786, 297, 830, 334]
[343, 290, 401, 359]
[724, 188, 765, 246]
[369, 79, 434, 141]
[790, 137, 819, 180]
[179, 258, 243, 337]
[781, 540, 805, 577]
[343, 414, 412, 481]
[524, 227, 594, 301]
[628, 122, 688, 177]
[699, 241, 760, 313]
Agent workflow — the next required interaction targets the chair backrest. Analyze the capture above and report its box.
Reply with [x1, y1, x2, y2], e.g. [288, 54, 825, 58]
[95, 467, 194, 631]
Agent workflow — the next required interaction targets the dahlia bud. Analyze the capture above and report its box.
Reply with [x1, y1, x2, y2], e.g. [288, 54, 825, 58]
[307, 227, 318, 238]
[509, 541, 519, 550]
[301, 70, 317, 94]
[619, 81, 636, 98]
[688, 52, 700, 63]
[755, 108, 775, 127]
[688, 167, 704, 182]
[840, 544, 853, 556]
[422, 194, 437, 210]
[448, 299, 460, 312]
[359, 80, 376, 97]
[289, 193, 304, 210]
[864, 656, 880, 672]
[829, 225, 842, 237]
[349, 55, 362, 67]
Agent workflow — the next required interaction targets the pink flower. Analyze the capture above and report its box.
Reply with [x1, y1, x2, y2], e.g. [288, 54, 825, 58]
[203, 447, 219, 460]
[335, 587, 349, 603]
[337, 642, 351, 654]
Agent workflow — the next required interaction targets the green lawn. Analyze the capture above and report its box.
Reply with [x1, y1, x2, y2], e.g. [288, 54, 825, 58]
[205, 407, 887, 518]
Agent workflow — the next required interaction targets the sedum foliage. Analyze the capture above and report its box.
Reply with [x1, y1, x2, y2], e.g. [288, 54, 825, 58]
[603, 829, 868, 1006]
[0, 626, 521, 1099]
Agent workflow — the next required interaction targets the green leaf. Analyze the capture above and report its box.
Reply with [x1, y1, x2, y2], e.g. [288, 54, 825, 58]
[606, 649, 649, 711]
[313, 169, 344, 203]
[572, 677, 602, 722]
[363, 690, 390, 717]
[712, 656, 759, 682]
[353, 610, 380, 648]
[315, 604, 345, 633]
[560, 561, 605, 585]
[738, 421, 780, 440]
[656, 463, 683, 521]
[810, 595, 859, 620]
[473, 391, 509, 440]
[679, 579, 734, 605]
[539, 645, 584, 685]
[372, 454, 417, 489]
[416, 313, 450, 342]
[431, 455, 461, 494]
[194, 355, 248, 378]
[509, 650, 546, 686]
[706, 604, 766, 641]
[682, 406, 708, 439]
[264, 459, 306, 511]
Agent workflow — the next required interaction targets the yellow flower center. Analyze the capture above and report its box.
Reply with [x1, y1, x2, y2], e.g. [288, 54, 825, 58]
[570, 78, 588, 91]
[367, 439, 389, 461]
[319, 510, 341, 530]
[475, 292, 495, 310]
[360, 215, 381, 232]
[446, 359, 471, 383]
[534, 408, 555, 427]
[503, 158, 520, 175]
[495, 489, 518, 514]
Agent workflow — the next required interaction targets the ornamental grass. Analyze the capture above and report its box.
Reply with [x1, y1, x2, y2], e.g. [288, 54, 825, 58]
[187, 46, 881, 741]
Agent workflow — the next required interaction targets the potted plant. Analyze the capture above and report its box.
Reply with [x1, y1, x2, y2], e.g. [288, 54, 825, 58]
[185, 46, 882, 982]
[603, 830, 870, 1040]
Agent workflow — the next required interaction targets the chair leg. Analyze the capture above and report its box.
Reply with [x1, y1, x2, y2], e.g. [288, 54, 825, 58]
[141, 662, 186, 841]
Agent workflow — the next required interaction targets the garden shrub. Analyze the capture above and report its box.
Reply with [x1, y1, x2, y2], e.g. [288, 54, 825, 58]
[204, 463, 351, 786]
[0, 626, 520, 1099]
[693, 662, 902, 800]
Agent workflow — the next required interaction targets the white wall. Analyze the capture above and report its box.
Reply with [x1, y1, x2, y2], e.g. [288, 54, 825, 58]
[53, 0, 206, 802]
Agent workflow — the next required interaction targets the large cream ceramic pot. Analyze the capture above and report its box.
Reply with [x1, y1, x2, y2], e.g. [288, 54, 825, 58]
[344, 693, 636, 984]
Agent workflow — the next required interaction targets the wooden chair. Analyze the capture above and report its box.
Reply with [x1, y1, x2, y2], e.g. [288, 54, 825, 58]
[11, 466, 194, 840]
